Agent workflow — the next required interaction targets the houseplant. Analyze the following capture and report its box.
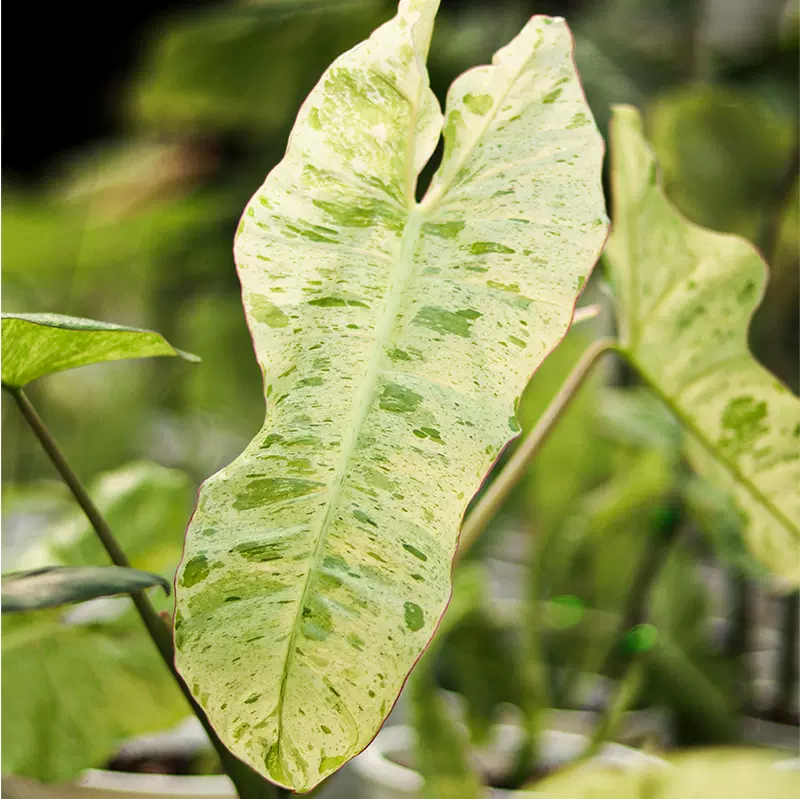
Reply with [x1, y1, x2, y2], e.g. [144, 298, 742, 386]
[2, 0, 798, 797]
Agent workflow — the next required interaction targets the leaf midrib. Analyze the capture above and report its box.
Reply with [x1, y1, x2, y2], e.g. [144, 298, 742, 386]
[274, 208, 424, 747]
[629, 354, 800, 543]
[272, 17, 565, 756]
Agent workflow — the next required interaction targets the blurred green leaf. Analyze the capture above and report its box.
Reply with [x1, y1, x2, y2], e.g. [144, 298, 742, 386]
[410, 565, 486, 799]
[129, 0, 389, 134]
[682, 474, 770, 580]
[438, 606, 524, 746]
[1, 313, 198, 388]
[536, 747, 793, 797]
[517, 330, 615, 543]
[2, 609, 188, 782]
[596, 387, 682, 457]
[648, 543, 739, 743]
[2, 461, 194, 780]
[2, 565, 170, 613]
[647, 86, 794, 241]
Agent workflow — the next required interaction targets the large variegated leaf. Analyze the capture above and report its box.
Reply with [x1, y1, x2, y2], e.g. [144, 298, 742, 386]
[1, 313, 198, 388]
[605, 105, 800, 588]
[174, 1, 607, 790]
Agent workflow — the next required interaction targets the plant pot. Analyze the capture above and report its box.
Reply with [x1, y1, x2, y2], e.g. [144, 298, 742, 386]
[1, 718, 236, 799]
[1, 773, 236, 799]
[351, 723, 668, 799]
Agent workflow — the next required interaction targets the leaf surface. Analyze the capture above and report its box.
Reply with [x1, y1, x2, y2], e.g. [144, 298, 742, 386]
[174, 1, 607, 789]
[605, 106, 800, 587]
[1, 312, 198, 388]
[2, 565, 169, 613]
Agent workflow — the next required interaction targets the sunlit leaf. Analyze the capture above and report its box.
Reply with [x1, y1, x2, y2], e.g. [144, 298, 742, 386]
[605, 105, 800, 587]
[2, 566, 169, 613]
[174, 0, 607, 789]
[1, 313, 198, 389]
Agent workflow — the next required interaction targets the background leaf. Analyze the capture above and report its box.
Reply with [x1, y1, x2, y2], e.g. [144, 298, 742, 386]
[2, 565, 169, 613]
[1, 313, 198, 388]
[174, 2, 607, 790]
[1, 461, 194, 781]
[605, 105, 800, 587]
[535, 747, 794, 798]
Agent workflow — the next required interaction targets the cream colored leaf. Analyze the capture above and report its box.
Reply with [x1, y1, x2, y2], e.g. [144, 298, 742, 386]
[606, 105, 800, 587]
[174, 2, 607, 790]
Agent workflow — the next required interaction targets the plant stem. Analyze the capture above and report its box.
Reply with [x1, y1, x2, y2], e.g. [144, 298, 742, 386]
[456, 337, 615, 560]
[8, 386, 275, 799]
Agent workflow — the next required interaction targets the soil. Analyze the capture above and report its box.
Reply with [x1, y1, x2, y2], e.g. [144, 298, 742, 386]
[104, 751, 224, 777]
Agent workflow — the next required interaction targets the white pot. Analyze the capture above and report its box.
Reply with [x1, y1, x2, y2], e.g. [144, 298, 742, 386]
[1, 773, 236, 799]
[351, 723, 668, 799]
[1, 719, 237, 799]
[438, 684, 672, 750]
[740, 715, 800, 754]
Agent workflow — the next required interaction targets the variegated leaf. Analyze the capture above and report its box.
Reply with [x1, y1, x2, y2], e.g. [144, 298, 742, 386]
[174, 1, 607, 790]
[605, 105, 800, 587]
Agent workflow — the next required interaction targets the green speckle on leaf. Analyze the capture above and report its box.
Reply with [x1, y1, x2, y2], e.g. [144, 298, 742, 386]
[404, 601, 424, 631]
[487, 280, 520, 293]
[542, 87, 563, 104]
[379, 383, 423, 413]
[463, 93, 493, 115]
[297, 376, 324, 388]
[309, 296, 369, 308]
[353, 509, 378, 527]
[402, 543, 427, 561]
[250, 295, 289, 328]
[413, 306, 474, 338]
[469, 241, 516, 255]
[423, 221, 465, 239]
[181, 554, 210, 588]
[233, 477, 324, 510]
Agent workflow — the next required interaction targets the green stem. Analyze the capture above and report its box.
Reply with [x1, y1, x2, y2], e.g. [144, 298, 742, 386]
[457, 338, 615, 560]
[585, 661, 646, 756]
[8, 386, 275, 799]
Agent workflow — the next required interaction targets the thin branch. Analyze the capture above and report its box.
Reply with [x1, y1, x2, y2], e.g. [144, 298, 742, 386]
[456, 338, 615, 560]
[8, 386, 274, 799]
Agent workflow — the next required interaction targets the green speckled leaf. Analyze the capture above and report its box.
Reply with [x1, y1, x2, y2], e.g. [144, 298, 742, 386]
[1, 313, 199, 388]
[605, 106, 800, 587]
[174, 1, 607, 790]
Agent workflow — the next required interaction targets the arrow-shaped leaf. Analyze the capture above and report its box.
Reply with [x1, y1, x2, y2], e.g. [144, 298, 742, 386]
[1, 312, 199, 388]
[605, 105, 800, 588]
[2, 565, 170, 614]
[174, 0, 607, 790]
